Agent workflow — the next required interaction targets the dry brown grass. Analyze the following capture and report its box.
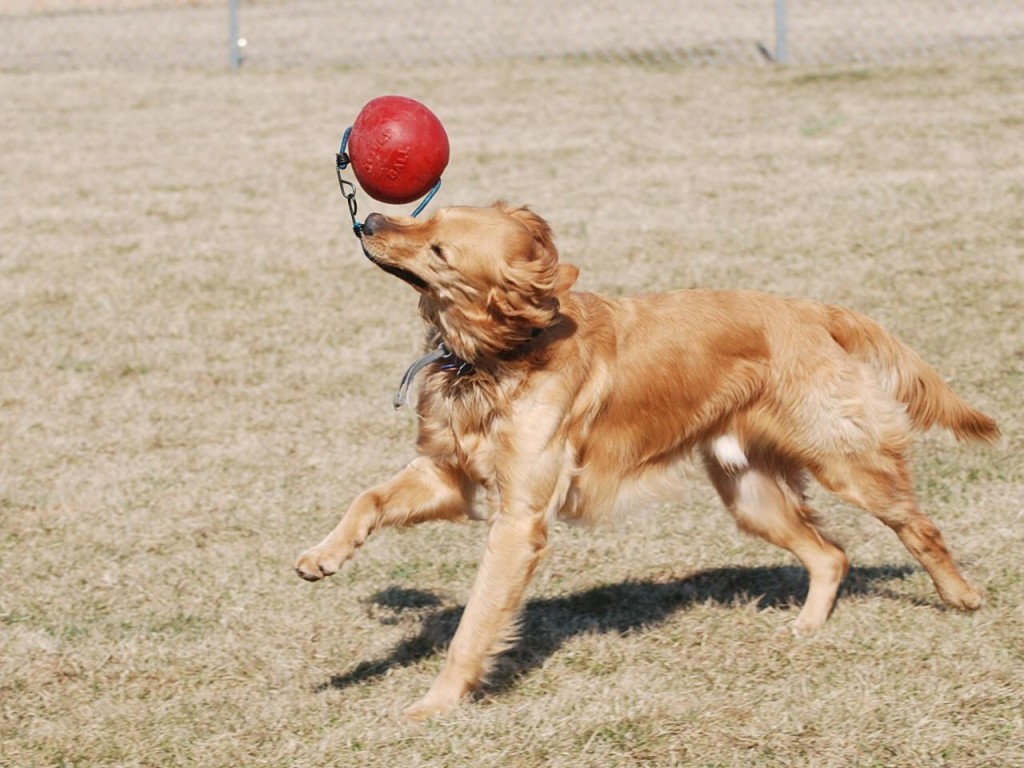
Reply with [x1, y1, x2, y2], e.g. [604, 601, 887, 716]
[1, 56, 1022, 767]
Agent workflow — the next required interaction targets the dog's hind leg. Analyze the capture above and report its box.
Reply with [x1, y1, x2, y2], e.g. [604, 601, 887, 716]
[294, 456, 472, 581]
[812, 449, 982, 612]
[703, 448, 850, 636]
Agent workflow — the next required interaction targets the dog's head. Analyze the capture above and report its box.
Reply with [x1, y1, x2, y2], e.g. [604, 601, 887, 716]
[360, 202, 579, 362]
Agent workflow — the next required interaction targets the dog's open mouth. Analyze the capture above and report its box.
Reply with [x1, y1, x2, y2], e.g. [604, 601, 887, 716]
[362, 247, 430, 291]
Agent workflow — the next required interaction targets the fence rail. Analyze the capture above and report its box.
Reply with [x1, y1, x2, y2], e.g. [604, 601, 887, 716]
[2, 0, 1023, 72]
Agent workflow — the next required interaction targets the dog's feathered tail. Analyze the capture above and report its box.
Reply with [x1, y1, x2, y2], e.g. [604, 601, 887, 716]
[826, 305, 1000, 444]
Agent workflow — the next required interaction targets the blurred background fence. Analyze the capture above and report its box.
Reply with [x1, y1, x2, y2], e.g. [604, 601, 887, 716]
[2, 0, 1023, 72]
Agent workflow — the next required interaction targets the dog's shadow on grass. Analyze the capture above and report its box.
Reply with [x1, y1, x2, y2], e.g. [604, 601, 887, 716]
[316, 564, 916, 695]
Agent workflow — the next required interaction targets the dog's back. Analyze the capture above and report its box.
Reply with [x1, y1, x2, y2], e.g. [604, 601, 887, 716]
[561, 288, 998, 449]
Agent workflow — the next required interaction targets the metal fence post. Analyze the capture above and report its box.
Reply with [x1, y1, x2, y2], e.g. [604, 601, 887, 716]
[775, 0, 788, 64]
[229, 0, 241, 70]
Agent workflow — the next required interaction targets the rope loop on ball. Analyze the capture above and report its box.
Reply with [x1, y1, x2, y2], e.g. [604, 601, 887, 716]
[409, 179, 442, 218]
[336, 126, 353, 170]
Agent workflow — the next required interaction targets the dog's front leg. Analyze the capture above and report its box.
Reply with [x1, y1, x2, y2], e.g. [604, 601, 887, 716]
[294, 456, 471, 581]
[404, 510, 550, 721]
[404, 403, 575, 720]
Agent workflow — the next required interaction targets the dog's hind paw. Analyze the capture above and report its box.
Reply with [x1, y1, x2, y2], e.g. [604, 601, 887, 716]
[939, 580, 984, 612]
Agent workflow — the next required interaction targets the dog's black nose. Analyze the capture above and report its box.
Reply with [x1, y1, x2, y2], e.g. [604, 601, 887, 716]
[362, 213, 382, 237]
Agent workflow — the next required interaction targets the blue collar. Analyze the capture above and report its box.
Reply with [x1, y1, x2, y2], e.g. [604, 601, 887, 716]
[393, 343, 473, 409]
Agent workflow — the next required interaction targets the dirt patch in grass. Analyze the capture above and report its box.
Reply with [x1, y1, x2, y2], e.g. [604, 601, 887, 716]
[1, 56, 1022, 767]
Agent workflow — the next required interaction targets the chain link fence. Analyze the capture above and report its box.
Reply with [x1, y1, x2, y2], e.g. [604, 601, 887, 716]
[2, 0, 1023, 72]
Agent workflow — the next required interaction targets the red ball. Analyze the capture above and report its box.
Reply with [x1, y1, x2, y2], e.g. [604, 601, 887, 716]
[347, 96, 450, 205]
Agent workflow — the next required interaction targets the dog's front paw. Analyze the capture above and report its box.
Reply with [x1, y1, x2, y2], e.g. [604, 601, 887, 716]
[403, 693, 461, 722]
[294, 545, 343, 582]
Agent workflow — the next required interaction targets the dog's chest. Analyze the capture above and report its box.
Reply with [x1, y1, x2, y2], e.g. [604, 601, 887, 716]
[441, 392, 502, 490]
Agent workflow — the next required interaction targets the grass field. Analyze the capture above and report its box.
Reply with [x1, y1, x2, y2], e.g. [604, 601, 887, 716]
[1, 55, 1022, 767]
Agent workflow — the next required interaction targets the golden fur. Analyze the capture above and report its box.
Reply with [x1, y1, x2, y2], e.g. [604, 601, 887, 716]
[296, 202, 1000, 720]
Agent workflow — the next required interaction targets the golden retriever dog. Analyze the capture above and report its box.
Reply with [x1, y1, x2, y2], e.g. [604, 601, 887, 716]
[295, 202, 999, 720]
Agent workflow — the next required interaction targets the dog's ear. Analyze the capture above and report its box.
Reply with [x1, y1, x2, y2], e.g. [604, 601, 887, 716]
[554, 263, 579, 295]
[462, 204, 579, 357]
[496, 202, 558, 263]
[495, 202, 579, 299]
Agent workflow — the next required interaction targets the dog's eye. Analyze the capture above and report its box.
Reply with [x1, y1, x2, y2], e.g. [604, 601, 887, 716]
[430, 243, 447, 261]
